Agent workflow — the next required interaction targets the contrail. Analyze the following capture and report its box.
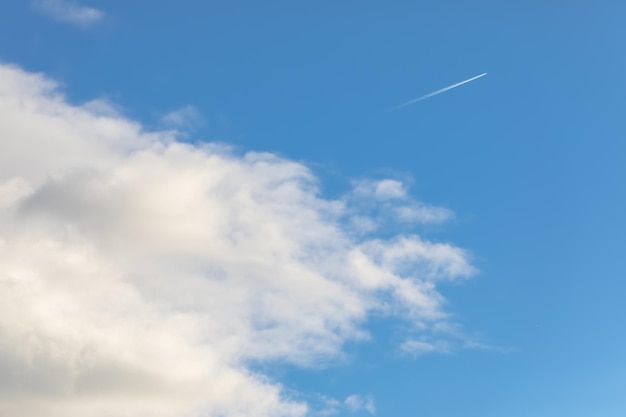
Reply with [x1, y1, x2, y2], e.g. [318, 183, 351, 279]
[394, 72, 487, 109]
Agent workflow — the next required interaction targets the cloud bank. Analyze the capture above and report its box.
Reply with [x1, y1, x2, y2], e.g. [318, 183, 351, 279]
[0, 64, 475, 417]
[32, 0, 104, 27]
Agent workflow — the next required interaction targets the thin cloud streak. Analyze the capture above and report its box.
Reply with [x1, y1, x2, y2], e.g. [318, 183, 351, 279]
[394, 72, 487, 109]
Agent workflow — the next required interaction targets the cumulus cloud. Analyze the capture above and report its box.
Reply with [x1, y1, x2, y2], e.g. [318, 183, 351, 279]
[0, 64, 476, 417]
[31, 0, 104, 27]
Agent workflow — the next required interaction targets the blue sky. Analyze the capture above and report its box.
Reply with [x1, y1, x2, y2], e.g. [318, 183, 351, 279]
[1, 1, 625, 416]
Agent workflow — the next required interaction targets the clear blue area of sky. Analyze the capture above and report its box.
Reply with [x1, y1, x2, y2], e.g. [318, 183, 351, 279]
[1, 1, 625, 415]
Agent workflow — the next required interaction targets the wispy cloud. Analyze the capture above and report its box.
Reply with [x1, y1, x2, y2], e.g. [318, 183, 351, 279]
[345, 395, 376, 414]
[31, 0, 104, 27]
[353, 179, 407, 200]
[395, 72, 487, 109]
[0, 64, 476, 417]
[345, 179, 455, 233]
[312, 394, 375, 416]
[400, 339, 453, 357]
[400, 322, 511, 358]
[160, 105, 205, 130]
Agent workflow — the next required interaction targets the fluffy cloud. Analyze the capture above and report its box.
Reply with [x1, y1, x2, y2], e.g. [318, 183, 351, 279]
[0, 64, 475, 417]
[31, 0, 104, 27]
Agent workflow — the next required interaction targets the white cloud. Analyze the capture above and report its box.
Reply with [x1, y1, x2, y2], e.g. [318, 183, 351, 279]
[160, 105, 205, 130]
[353, 179, 406, 200]
[358, 237, 475, 283]
[394, 204, 454, 224]
[346, 179, 454, 229]
[32, 0, 104, 27]
[400, 323, 504, 358]
[400, 339, 452, 357]
[82, 98, 124, 118]
[0, 64, 476, 416]
[344, 395, 376, 414]
[312, 394, 375, 416]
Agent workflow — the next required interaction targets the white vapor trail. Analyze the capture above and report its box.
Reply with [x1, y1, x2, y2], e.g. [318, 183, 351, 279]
[395, 72, 487, 109]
